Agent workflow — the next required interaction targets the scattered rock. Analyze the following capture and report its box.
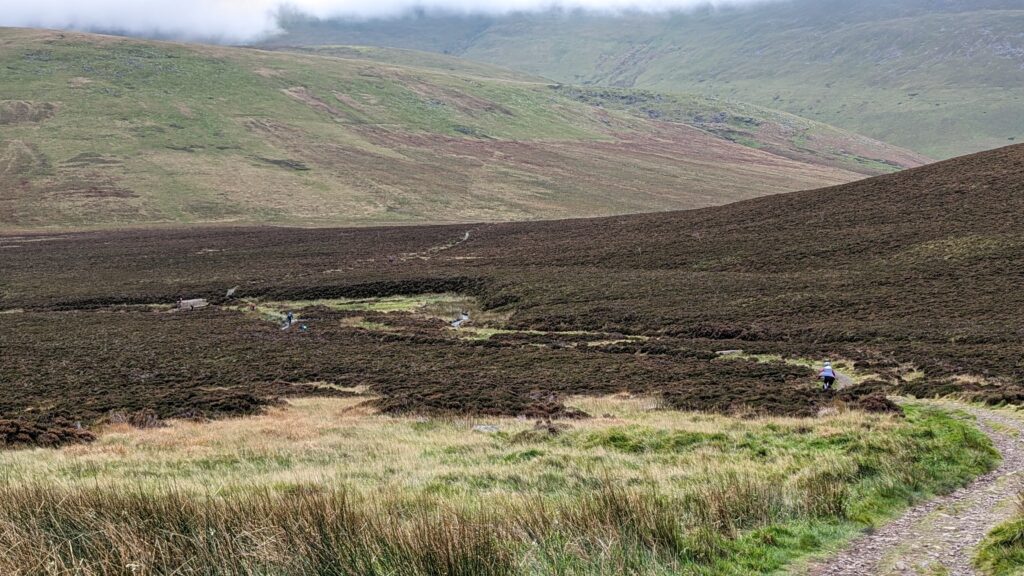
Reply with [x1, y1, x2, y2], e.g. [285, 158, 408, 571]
[472, 424, 499, 434]
[176, 298, 208, 311]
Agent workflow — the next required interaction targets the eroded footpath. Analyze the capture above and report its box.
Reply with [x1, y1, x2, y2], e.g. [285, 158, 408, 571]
[808, 402, 1024, 576]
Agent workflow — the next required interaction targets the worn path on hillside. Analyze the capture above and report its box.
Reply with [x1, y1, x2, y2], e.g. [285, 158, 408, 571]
[809, 402, 1024, 575]
[834, 371, 854, 389]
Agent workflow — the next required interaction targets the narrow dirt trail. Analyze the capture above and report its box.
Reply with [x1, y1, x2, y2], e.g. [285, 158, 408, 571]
[808, 402, 1024, 575]
[834, 371, 855, 389]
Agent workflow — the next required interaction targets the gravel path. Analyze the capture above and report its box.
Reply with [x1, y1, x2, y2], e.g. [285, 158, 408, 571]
[809, 402, 1024, 575]
[835, 371, 855, 389]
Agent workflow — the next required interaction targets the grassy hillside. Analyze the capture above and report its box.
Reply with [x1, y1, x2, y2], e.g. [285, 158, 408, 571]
[269, 0, 1024, 159]
[0, 28, 926, 232]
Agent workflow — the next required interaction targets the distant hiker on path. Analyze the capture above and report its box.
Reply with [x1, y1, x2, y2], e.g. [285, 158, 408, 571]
[819, 361, 837, 391]
[451, 311, 470, 329]
[285, 311, 294, 326]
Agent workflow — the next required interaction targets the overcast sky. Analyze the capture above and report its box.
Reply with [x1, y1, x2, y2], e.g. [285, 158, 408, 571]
[0, 0, 776, 43]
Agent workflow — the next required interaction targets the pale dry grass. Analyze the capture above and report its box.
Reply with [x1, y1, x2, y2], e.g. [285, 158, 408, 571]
[0, 394, 899, 502]
[903, 369, 927, 382]
[232, 293, 512, 328]
[0, 396, 992, 575]
[953, 374, 997, 386]
[139, 151, 377, 221]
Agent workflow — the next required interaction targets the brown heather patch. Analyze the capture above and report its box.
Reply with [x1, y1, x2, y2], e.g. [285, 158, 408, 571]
[1, 144, 1022, 444]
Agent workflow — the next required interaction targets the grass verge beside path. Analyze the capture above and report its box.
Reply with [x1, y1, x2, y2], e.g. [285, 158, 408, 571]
[976, 407, 1024, 575]
[977, 508, 1024, 576]
[977, 509, 1024, 576]
[0, 398, 997, 575]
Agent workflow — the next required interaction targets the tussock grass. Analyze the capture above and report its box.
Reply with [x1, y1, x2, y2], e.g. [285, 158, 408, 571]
[0, 485, 517, 576]
[0, 397, 997, 574]
[975, 494, 1024, 575]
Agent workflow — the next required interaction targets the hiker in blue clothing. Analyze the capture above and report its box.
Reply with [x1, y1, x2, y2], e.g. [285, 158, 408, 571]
[819, 361, 837, 391]
[285, 311, 294, 326]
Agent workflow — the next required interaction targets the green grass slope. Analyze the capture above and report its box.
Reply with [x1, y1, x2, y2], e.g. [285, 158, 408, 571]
[269, 0, 1024, 159]
[0, 28, 925, 232]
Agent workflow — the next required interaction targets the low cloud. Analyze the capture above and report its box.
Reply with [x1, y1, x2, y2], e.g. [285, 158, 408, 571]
[0, 0, 778, 43]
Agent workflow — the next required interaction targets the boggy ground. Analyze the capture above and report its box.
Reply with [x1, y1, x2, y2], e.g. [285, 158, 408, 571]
[3, 300, 884, 440]
[1, 144, 1021, 443]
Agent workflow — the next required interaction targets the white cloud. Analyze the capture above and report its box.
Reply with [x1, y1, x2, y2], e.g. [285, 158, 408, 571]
[0, 0, 777, 43]
[1, 0, 281, 43]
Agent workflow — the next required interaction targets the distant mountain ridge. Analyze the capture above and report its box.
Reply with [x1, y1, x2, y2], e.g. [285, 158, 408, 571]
[266, 0, 1024, 159]
[0, 28, 926, 232]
